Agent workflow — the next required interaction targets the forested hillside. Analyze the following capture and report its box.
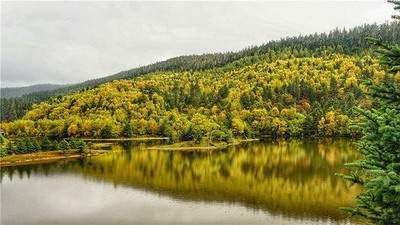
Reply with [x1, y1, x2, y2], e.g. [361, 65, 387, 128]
[1, 52, 385, 141]
[1, 22, 399, 121]
[1, 84, 67, 98]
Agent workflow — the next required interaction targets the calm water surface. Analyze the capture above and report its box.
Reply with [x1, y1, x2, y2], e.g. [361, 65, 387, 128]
[1, 139, 360, 225]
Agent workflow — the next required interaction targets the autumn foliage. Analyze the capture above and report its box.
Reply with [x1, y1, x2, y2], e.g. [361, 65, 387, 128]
[1, 53, 384, 141]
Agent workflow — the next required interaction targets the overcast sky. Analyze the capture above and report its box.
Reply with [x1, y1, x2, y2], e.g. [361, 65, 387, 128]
[1, 1, 395, 87]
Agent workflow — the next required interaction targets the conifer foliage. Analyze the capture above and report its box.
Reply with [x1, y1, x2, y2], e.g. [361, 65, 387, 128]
[342, 1, 400, 224]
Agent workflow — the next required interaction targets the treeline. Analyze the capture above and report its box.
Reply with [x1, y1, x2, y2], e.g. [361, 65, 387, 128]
[1, 21, 399, 121]
[0, 53, 385, 142]
[0, 137, 87, 157]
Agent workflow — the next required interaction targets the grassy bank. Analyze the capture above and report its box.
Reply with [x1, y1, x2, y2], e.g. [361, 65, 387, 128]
[0, 150, 109, 167]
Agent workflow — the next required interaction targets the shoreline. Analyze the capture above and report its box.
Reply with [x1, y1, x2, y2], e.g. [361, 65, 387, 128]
[0, 150, 109, 167]
[146, 138, 260, 151]
[0, 138, 260, 166]
[1, 137, 351, 167]
[82, 137, 170, 141]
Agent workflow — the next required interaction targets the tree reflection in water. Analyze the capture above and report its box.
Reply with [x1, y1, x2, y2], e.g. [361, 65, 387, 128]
[1, 139, 360, 221]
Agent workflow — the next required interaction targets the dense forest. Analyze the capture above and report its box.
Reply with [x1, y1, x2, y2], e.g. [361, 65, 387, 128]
[1, 21, 399, 121]
[0, 51, 385, 142]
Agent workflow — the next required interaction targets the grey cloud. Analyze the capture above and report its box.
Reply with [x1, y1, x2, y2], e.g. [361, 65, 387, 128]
[1, 1, 394, 87]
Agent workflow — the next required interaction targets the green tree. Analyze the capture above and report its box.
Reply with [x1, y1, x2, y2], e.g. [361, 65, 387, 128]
[76, 139, 87, 154]
[100, 124, 113, 138]
[240, 92, 254, 109]
[42, 137, 52, 150]
[218, 85, 230, 99]
[123, 122, 134, 137]
[59, 139, 70, 154]
[0, 147, 7, 157]
[342, 2, 400, 224]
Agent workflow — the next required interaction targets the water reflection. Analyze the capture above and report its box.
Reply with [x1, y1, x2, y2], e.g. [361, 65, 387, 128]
[1, 139, 360, 224]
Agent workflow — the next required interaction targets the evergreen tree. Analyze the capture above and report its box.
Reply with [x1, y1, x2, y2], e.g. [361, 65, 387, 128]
[76, 139, 87, 154]
[123, 122, 134, 137]
[218, 85, 230, 99]
[342, 2, 400, 224]
[100, 124, 113, 138]
[42, 137, 52, 150]
[59, 140, 70, 154]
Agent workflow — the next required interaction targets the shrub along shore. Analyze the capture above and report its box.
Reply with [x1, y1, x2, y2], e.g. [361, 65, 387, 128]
[0, 136, 88, 157]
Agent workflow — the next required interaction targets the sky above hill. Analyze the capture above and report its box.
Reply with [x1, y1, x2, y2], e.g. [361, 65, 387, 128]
[1, 1, 395, 87]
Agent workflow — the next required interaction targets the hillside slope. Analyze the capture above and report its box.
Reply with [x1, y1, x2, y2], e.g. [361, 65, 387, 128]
[1, 21, 398, 121]
[1, 53, 384, 141]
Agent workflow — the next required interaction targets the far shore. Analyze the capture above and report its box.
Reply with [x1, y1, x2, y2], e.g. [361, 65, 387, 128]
[0, 150, 109, 167]
[147, 138, 259, 151]
[0, 138, 259, 167]
[82, 137, 170, 141]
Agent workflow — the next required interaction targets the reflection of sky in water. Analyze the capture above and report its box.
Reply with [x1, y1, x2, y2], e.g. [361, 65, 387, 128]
[1, 139, 359, 225]
[2, 174, 352, 225]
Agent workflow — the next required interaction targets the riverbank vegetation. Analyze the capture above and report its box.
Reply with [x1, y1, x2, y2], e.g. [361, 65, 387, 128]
[0, 136, 88, 157]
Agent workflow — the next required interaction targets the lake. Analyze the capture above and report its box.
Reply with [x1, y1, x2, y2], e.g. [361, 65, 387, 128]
[1, 139, 360, 225]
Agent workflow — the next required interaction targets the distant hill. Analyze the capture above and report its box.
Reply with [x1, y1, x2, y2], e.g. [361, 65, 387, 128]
[1, 84, 68, 98]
